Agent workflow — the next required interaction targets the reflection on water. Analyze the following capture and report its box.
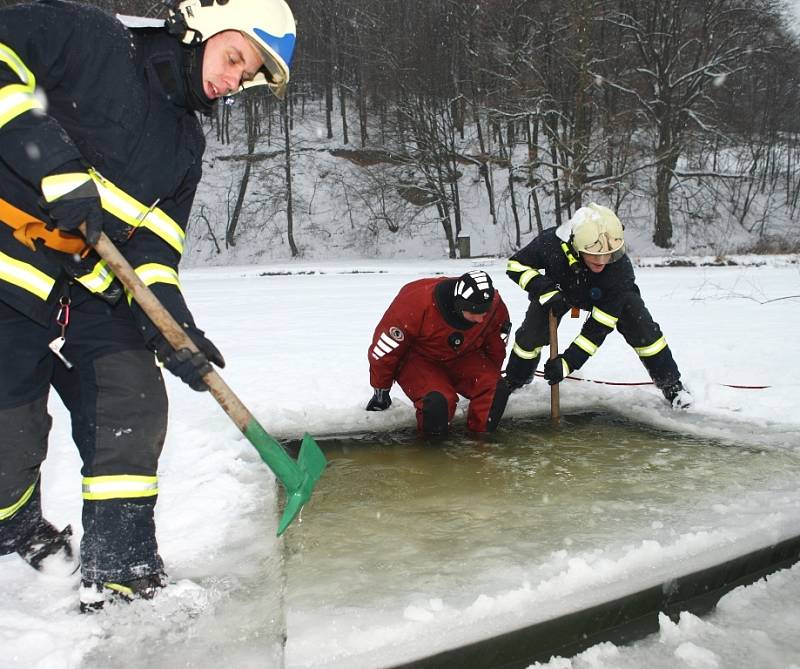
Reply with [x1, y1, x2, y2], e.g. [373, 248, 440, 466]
[285, 413, 800, 616]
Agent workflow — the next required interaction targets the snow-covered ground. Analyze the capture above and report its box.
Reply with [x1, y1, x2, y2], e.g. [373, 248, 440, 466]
[1, 256, 799, 668]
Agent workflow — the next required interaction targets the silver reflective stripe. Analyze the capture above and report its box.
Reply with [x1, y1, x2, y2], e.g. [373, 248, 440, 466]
[467, 269, 491, 291]
[455, 278, 472, 299]
[372, 332, 400, 360]
[378, 332, 399, 351]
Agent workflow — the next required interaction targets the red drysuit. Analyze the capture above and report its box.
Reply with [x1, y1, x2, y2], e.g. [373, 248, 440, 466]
[368, 277, 511, 432]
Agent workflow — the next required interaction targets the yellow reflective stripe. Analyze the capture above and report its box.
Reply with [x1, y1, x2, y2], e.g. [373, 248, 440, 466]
[105, 582, 134, 597]
[0, 43, 35, 85]
[75, 259, 115, 293]
[512, 342, 542, 359]
[0, 250, 55, 299]
[635, 336, 667, 358]
[506, 259, 528, 273]
[591, 306, 618, 329]
[518, 269, 539, 289]
[560, 358, 571, 376]
[507, 260, 539, 289]
[0, 83, 42, 128]
[539, 290, 558, 306]
[0, 480, 36, 521]
[89, 170, 184, 253]
[0, 44, 41, 128]
[40, 172, 92, 202]
[126, 263, 180, 304]
[137, 263, 179, 287]
[573, 334, 598, 356]
[82, 474, 158, 500]
[561, 242, 578, 267]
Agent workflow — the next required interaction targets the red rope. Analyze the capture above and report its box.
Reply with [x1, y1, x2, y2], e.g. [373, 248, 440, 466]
[533, 371, 770, 389]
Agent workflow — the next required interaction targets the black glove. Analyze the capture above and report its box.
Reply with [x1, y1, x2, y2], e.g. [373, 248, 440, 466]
[40, 163, 105, 245]
[151, 327, 225, 392]
[366, 387, 392, 411]
[543, 355, 569, 385]
[540, 290, 568, 318]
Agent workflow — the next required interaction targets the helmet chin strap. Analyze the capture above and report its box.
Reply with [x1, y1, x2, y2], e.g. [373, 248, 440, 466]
[182, 42, 215, 115]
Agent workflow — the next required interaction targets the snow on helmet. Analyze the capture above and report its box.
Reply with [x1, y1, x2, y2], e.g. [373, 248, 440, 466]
[556, 203, 625, 261]
[453, 270, 495, 314]
[167, 0, 296, 99]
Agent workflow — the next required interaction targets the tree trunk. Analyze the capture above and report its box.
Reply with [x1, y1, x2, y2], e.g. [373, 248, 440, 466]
[435, 197, 456, 259]
[283, 97, 299, 257]
[474, 108, 497, 226]
[225, 99, 256, 247]
[339, 84, 349, 145]
[653, 161, 674, 247]
[508, 162, 521, 248]
[547, 122, 563, 228]
[357, 64, 368, 148]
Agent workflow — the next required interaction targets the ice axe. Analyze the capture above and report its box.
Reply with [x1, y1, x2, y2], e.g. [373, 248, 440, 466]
[85, 228, 327, 535]
[548, 309, 560, 426]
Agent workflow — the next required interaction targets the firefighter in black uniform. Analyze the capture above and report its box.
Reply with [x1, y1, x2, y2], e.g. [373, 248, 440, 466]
[504, 203, 692, 408]
[0, 0, 296, 610]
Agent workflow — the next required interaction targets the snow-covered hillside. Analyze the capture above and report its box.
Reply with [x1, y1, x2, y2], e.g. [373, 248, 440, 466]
[182, 100, 800, 268]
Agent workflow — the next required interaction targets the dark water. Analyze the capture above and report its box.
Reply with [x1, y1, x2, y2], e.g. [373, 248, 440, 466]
[284, 413, 800, 615]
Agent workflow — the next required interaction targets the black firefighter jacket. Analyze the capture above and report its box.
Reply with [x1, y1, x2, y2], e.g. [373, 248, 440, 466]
[507, 226, 642, 373]
[0, 0, 205, 342]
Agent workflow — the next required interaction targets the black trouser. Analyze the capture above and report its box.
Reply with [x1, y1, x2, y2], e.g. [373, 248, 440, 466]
[506, 291, 681, 388]
[0, 289, 168, 583]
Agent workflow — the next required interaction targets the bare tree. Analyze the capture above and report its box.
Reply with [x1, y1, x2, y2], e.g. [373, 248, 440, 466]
[602, 0, 785, 247]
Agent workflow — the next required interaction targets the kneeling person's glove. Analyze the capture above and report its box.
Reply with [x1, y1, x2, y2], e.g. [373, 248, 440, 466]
[40, 163, 105, 245]
[151, 327, 225, 392]
[543, 355, 570, 385]
[366, 388, 392, 411]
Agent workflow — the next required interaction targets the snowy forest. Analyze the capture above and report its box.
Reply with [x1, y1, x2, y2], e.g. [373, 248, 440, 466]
[8, 0, 800, 262]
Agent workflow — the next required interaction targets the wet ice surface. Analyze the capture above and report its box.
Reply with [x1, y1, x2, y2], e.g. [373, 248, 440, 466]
[78, 490, 287, 669]
[283, 413, 800, 668]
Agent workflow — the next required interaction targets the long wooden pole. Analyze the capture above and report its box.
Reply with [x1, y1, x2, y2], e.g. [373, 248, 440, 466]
[86, 230, 326, 534]
[548, 309, 560, 426]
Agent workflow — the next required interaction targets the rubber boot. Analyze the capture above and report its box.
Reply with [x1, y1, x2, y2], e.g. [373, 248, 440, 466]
[421, 391, 449, 436]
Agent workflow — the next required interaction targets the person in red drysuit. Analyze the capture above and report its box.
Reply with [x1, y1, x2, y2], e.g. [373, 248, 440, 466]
[365, 270, 513, 435]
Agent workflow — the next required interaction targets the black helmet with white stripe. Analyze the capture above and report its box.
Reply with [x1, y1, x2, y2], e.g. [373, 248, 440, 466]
[453, 270, 494, 314]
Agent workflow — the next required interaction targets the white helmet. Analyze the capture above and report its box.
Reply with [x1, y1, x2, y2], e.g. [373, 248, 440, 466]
[168, 0, 296, 99]
[556, 202, 625, 260]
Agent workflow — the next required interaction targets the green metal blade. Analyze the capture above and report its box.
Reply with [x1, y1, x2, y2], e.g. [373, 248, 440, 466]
[278, 433, 327, 535]
[244, 420, 327, 534]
